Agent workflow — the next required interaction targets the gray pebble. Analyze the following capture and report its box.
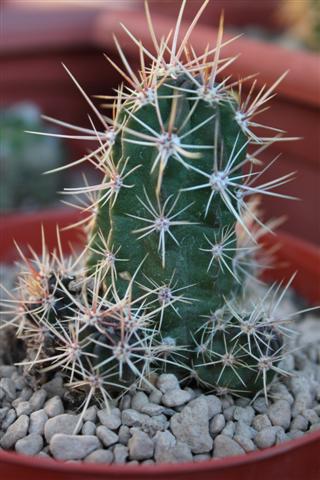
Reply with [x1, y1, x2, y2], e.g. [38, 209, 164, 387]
[0, 407, 9, 423]
[121, 409, 149, 428]
[290, 414, 309, 432]
[287, 430, 305, 440]
[149, 389, 162, 404]
[233, 406, 255, 425]
[84, 449, 113, 464]
[302, 409, 319, 425]
[209, 414, 226, 435]
[221, 421, 235, 438]
[118, 425, 130, 445]
[154, 430, 192, 464]
[44, 396, 64, 417]
[113, 444, 129, 464]
[235, 420, 256, 439]
[268, 400, 291, 430]
[96, 425, 119, 447]
[234, 435, 256, 452]
[170, 396, 213, 453]
[0, 378, 16, 400]
[0, 415, 29, 449]
[29, 409, 48, 435]
[29, 389, 47, 411]
[213, 434, 245, 458]
[204, 395, 222, 418]
[131, 391, 149, 411]
[224, 406, 235, 421]
[44, 414, 82, 442]
[97, 408, 121, 430]
[253, 397, 268, 414]
[140, 403, 164, 416]
[162, 389, 191, 407]
[82, 421, 96, 436]
[193, 453, 211, 462]
[119, 394, 131, 411]
[252, 414, 272, 431]
[1, 408, 16, 430]
[128, 430, 154, 460]
[83, 405, 97, 423]
[19, 387, 33, 402]
[255, 426, 277, 449]
[15, 401, 32, 417]
[157, 374, 179, 393]
[50, 434, 100, 460]
[292, 392, 313, 417]
[15, 433, 43, 456]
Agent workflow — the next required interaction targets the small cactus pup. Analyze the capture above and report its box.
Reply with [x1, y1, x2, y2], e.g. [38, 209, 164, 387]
[1, 0, 302, 414]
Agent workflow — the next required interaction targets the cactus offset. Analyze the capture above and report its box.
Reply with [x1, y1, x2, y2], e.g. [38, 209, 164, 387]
[1, 1, 300, 411]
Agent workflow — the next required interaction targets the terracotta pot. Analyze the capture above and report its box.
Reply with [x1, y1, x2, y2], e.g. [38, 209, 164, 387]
[0, 207, 319, 479]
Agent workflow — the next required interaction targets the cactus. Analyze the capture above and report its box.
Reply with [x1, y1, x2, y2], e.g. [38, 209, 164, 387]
[1, 1, 300, 412]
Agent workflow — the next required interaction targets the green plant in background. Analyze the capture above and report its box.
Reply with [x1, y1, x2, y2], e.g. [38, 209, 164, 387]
[0, 103, 65, 212]
[1, 1, 301, 418]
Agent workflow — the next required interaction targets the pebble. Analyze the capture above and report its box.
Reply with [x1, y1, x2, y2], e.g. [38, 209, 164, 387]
[213, 434, 245, 458]
[154, 431, 192, 464]
[118, 425, 130, 445]
[29, 389, 47, 411]
[15, 401, 32, 417]
[221, 421, 235, 437]
[50, 434, 100, 461]
[29, 409, 48, 435]
[252, 414, 272, 432]
[234, 435, 256, 452]
[1, 408, 16, 430]
[0, 415, 29, 449]
[82, 421, 96, 436]
[302, 409, 319, 425]
[128, 430, 154, 460]
[235, 420, 256, 439]
[84, 449, 113, 464]
[253, 397, 268, 414]
[162, 389, 191, 407]
[97, 408, 121, 430]
[157, 374, 179, 393]
[44, 414, 82, 442]
[255, 427, 277, 449]
[204, 395, 222, 418]
[96, 426, 119, 447]
[209, 413, 226, 435]
[170, 397, 213, 453]
[131, 391, 149, 411]
[121, 409, 149, 428]
[113, 444, 129, 464]
[233, 406, 255, 425]
[0, 378, 16, 400]
[15, 433, 43, 456]
[268, 400, 291, 430]
[44, 396, 64, 417]
[83, 406, 97, 423]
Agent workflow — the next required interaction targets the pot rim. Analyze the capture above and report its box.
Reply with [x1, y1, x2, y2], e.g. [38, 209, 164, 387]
[0, 430, 319, 475]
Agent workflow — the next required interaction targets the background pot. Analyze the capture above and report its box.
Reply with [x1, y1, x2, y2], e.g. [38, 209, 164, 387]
[0, 207, 319, 479]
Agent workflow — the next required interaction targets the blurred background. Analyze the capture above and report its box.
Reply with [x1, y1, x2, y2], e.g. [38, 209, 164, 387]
[1, 0, 319, 244]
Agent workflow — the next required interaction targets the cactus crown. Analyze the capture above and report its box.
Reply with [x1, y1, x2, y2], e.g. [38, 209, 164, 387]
[1, 1, 301, 419]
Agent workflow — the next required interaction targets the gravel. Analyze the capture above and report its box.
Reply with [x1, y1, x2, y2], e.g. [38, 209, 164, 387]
[0, 278, 319, 465]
